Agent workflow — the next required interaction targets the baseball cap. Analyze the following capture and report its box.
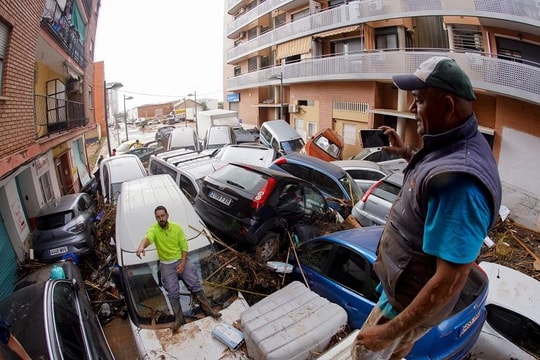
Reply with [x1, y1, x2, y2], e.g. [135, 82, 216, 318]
[392, 56, 476, 101]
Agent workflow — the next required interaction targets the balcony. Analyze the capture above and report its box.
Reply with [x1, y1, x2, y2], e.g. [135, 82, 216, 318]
[34, 94, 88, 139]
[41, 7, 85, 67]
[226, 50, 540, 106]
[226, 0, 540, 63]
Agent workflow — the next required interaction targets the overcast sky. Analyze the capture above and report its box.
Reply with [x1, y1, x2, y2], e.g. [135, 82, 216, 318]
[94, 1, 225, 107]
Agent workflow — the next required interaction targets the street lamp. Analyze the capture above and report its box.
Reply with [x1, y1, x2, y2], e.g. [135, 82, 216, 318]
[104, 81, 123, 156]
[187, 91, 197, 135]
[269, 72, 283, 120]
[123, 94, 134, 142]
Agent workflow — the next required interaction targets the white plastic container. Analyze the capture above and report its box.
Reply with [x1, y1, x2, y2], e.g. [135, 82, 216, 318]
[241, 281, 347, 360]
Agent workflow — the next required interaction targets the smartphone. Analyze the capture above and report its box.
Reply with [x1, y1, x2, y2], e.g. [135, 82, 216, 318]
[360, 129, 389, 148]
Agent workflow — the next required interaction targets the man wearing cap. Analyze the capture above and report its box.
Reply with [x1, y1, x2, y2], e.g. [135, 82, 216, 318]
[353, 57, 501, 359]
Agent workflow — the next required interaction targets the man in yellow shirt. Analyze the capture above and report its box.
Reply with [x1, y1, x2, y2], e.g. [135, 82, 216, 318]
[136, 205, 221, 331]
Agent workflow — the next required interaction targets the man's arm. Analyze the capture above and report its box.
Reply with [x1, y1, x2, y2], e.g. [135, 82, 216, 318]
[357, 258, 473, 351]
[136, 237, 150, 258]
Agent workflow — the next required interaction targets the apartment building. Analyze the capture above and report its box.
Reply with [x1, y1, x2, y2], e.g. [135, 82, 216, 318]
[223, 0, 540, 230]
[0, 0, 100, 298]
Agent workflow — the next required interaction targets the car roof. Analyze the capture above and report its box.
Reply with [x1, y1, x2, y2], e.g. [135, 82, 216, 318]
[214, 162, 311, 182]
[262, 120, 302, 141]
[276, 153, 347, 178]
[37, 193, 85, 215]
[331, 159, 387, 171]
[177, 158, 226, 179]
[214, 144, 277, 167]
[308, 226, 383, 260]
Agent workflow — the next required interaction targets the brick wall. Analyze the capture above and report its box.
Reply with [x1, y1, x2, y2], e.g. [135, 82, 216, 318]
[0, 1, 44, 160]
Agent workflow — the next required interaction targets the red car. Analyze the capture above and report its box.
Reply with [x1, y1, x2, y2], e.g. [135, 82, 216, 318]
[302, 128, 344, 161]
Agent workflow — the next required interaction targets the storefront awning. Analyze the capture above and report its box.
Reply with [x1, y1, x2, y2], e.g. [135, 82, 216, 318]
[276, 36, 312, 60]
[315, 25, 362, 38]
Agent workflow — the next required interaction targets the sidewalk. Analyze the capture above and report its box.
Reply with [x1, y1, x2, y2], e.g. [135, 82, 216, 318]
[87, 139, 111, 175]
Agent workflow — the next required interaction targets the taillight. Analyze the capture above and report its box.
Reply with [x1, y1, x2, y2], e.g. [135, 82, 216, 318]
[273, 157, 287, 165]
[361, 180, 382, 202]
[251, 177, 276, 209]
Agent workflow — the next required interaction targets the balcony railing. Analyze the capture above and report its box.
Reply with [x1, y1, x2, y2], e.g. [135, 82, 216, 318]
[34, 94, 88, 139]
[226, 50, 540, 106]
[41, 9, 85, 67]
[227, 0, 540, 63]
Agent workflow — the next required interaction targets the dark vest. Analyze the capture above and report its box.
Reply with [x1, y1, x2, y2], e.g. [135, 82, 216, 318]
[374, 114, 501, 326]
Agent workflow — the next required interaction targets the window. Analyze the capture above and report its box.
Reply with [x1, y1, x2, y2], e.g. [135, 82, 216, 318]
[298, 240, 334, 272]
[248, 57, 258, 72]
[234, 66, 241, 76]
[327, 246, 379, 302]
[0, 21, 9, 94]
[375, 27, 398, 49]
[53, 282, 86, 358]
[179, 175, 197, 204]
[307, 122, 317, 138]
[485, 304, 540, 357]
[39, 173, 54, 203]
[333, 38, 364, 55]
[274, 13, 286, 28]
[291, 8, 310, 21]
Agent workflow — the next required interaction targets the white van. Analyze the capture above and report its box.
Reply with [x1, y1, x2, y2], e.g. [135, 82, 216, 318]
[259, 119, 305, 155]
[99, 154, 147, 204]
[114, 174, 250, 358]
[167, 127, 201, 151]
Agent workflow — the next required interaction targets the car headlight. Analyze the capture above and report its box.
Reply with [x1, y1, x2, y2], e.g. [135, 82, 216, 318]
[68, 222, 86, 233]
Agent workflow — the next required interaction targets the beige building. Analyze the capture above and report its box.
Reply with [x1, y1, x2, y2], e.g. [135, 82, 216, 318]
[223, 0, 540, 230]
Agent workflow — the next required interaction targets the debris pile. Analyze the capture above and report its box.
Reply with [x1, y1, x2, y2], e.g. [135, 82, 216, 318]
[480, 217, 540, 281]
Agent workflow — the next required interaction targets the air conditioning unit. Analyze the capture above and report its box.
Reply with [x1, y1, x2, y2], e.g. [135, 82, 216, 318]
[369, 0, 383, 11]
[66, 80, 82, 94]
[238, 31, 245, 39]
[288, 104, 299, 113]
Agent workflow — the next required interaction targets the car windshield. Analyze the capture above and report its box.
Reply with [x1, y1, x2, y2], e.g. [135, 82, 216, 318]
[36, 210, 74, 230]
[281, 138, 305, 153]
[339, 174, 363, 203]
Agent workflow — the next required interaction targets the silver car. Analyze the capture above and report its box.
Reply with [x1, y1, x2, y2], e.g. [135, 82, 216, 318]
[331, 159, 391, 192]
[349, 148, 408, 173]
[31, 193, 96, 262]
[352, 172, 404, 226]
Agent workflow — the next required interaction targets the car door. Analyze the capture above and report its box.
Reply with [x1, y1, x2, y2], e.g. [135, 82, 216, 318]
[297, 240, 378, 329]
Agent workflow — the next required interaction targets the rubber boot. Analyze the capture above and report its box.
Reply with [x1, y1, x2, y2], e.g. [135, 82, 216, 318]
[169, 297, 185, 332]
[195, 291, 222, 319]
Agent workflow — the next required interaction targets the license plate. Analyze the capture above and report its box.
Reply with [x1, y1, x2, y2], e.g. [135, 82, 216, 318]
[50, 246, 68, 256]
[209, 191, 232, 206]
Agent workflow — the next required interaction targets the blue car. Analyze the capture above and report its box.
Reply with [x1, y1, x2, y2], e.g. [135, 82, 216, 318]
[270, 153, 363, 218]
[291, 226, 489, 359]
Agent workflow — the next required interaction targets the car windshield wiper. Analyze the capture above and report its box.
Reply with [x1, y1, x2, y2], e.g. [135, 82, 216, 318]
[226, 180, 245, 189]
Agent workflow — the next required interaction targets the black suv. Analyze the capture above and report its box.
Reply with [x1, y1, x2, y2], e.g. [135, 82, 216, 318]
[194, 163, 335, 261]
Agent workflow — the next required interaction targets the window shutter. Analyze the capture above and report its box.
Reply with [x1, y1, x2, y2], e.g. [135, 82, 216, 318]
[0, 22, 9, 58]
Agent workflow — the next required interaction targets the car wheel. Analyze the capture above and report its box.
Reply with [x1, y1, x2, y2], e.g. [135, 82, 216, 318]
[255, 232, 280, 262]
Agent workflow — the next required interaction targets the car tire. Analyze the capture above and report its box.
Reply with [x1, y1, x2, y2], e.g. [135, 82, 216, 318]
[255, 232, 280, 262]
